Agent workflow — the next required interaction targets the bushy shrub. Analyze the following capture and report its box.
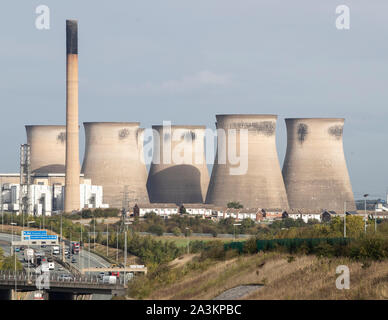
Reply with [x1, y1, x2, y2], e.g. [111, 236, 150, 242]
[147, 224, 165, 236]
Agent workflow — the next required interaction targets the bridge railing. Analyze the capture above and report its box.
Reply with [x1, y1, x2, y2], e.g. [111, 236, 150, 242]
[0, 271, 126, 286]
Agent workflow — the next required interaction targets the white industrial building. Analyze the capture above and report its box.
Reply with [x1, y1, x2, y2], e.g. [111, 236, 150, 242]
[0, 181, 108, 216]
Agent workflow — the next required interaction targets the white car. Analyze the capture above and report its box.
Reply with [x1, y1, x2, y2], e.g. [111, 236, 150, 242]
[48, 262, 55, 271]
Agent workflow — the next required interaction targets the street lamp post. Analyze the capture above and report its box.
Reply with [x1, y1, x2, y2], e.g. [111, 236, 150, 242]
[116, 226, 119, 263]
[94, 217, 96, 250]
[106, 223, 109, 257]
[10, 222, 17, 299]
[364, 194, 369, 234]
[60, 212, 63, 243]
[80, 225, 83, 271]
[374, 208, 377, 233]
[84, 224, 90, 273]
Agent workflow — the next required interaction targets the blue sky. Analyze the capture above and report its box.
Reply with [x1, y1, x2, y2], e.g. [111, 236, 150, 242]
[0, 0, 387, 199]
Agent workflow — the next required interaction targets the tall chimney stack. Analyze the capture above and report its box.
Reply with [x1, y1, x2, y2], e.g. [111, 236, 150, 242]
[64, 20, 80, 213]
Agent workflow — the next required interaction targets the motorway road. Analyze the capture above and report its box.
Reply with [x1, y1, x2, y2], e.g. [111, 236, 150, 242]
[0, 232, 113, 300]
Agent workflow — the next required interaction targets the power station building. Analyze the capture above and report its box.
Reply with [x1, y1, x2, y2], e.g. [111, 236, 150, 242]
[26, 125, 66, 174]
[205, 114, 289, 209]
[0, 177, 108, 216]
[282, 118, 356, 211]
[146, 125, 210, 204]
[81, 122, 149, 208]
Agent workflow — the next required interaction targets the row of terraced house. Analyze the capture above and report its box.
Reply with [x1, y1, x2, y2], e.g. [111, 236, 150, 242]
[129, 204, 388, 223]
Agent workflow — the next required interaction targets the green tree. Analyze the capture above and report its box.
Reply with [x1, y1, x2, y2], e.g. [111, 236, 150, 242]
[172, 227, 181, 237]
[0, 255, 23, 271]
[148, 224, 165, 236]
[227, 201, 243, 209]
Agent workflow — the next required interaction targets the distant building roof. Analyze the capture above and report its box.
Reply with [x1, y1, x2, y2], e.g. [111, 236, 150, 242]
[137, 203, 179, 209]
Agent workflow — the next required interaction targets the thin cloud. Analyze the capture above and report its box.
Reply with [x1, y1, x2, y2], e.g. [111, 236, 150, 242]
[99, 71, 233, 96]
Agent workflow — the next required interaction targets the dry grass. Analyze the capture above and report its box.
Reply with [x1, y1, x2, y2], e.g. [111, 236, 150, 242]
[247, 255, 388, 300]
[146, 253, 388, 300]
[84, 242, 142, 266]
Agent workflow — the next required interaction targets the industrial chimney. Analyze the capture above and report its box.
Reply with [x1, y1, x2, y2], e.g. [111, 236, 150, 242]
[282, 118, 356, 211]
[205, 114, 289, 209]
[64, 20, 80, 212]
[81, 122, 149, 208]
[26, 125, 66, 173]
[147, 125, 210, 204]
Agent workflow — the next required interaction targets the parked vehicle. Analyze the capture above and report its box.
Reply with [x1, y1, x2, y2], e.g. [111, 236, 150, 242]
[14, 247, 20, 252]
[48, 262, 55, 271]
[98, 272, 105, 280]
[71, 257, 77, 263]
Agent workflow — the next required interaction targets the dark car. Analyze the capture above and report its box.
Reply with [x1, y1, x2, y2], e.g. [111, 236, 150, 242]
[71, 257, 77, 263]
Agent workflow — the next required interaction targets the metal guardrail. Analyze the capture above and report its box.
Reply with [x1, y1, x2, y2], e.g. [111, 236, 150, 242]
[0, 271, 126, 288]
[51, 255, 81, 276]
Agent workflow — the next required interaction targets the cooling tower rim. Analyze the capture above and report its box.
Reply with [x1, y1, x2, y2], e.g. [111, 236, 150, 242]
[216, 114, 277, 119]
[152, 125, 206, 129]
[216, 114, 278, 122]
[285, 118, 345, 121]
[25, 125, 66, 128]
[83, 122, 140, 126]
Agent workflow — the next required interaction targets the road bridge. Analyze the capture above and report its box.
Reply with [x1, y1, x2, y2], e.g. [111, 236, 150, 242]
[80, 266, 147, 275]
[0, 271, 126, 299]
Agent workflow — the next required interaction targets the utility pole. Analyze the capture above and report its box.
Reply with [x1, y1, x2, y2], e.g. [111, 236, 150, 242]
[106, 223, 109, 257]
[374, 208, 377, 233]
[124, 229, 127, 286]
[344, 201, 346, 238]
[1, 177, 3, 232]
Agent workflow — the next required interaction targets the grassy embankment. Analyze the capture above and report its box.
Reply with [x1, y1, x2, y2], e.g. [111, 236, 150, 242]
[129, 252, 388, 300]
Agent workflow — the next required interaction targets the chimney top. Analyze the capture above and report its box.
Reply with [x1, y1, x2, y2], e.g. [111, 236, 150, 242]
[66, 20, 78, 54]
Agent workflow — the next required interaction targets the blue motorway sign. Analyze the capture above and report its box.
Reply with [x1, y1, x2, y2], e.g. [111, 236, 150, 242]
[21, 230, 57, 241]
[22, 230, 47, 236]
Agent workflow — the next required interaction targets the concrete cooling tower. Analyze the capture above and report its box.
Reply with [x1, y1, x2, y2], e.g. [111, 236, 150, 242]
[282, 118, 356, 211]
[81, 122, 149, 208]
[205, 114, 289, 209]
[26, 125, 66, 174]
[147, 125, 210, 204]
